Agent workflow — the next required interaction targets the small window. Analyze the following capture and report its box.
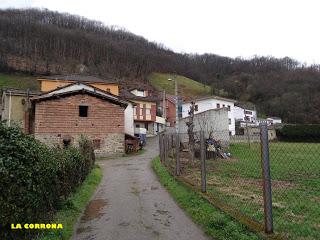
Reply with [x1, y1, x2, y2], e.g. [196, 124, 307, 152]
[79, 106, 88, 117]
[136, 124, 140, 128]
[222, 104, 225, 108]
[194, 105, 198, 111]
[63, 138, 71, 148]
[106, 88, 111, 93]
[228, 118, 232, 125]
[227, 105, 231, 111]
[217, 103, 220, 108]
[145, 123, 149, 130]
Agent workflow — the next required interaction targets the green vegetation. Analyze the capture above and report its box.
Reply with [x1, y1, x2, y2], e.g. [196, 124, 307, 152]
[37, 165, 102, 240]
[182, 142, 320, 239]
[0, 124, 96, 239]
[148, 72, 211, 97]
[276, 124, 320, 142]
[0, 72, 39, 90]
[152, 156, 260, 240]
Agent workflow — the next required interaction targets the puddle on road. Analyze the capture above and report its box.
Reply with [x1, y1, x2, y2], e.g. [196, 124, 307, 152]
[80, 199, 108, 222]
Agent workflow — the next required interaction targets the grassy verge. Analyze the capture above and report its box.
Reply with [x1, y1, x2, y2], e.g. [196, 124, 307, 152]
[37, 165, 102, 240]
[152, 156, 261, 240]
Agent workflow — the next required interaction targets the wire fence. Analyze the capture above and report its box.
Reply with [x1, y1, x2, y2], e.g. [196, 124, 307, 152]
[159, 124, 320, 239]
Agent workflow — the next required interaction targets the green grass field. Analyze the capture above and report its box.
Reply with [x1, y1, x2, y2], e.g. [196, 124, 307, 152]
[148, 72, 211, 97]
[0, 72, 39, 90]
[182, 142, 320, 239]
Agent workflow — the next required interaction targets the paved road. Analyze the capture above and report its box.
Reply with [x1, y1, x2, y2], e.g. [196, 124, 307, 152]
[72, 136, 210, 240]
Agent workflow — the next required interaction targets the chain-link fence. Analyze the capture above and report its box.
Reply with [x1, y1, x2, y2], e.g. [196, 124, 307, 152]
[159, 124, 320, 239]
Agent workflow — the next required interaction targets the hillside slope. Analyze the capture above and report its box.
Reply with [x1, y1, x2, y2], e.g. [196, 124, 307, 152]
[0, 73, 39, 90]
[0, 8, 320, 123]
[148, 73, 211, 97]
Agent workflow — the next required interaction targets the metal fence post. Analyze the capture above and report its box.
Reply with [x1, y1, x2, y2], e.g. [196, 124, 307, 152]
[159, 134, 163, 162]
[260, 123, 273, 234]
[175, 133, 180, 175]
[200, 131, 206, 192]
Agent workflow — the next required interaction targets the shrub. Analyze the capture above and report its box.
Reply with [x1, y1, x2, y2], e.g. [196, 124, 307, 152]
[276, 124, 320, 142]
[78, 134, 95, 178]
[0, 124, 93, 239]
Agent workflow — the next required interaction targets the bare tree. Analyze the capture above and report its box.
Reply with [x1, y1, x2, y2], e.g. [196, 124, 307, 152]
[186, 101, 195, 164]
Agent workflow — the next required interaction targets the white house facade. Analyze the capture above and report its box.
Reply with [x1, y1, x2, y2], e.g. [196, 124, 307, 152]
[182, 96, 237, 135]
[233, 106, 257, 123]
[124, 102, 135, 136]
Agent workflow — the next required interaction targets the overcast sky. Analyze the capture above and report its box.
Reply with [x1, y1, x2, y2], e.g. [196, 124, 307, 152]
[1, 0, 320, 64]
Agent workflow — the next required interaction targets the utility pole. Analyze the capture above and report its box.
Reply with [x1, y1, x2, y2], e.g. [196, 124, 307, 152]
[175, 77, 179, 134]
[163, 90, 166, 129]
[168, 76, 179, 134]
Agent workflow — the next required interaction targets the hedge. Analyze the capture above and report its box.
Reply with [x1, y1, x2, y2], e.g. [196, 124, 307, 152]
[276, 124, 320, 142]
[0, 123, 95, 239]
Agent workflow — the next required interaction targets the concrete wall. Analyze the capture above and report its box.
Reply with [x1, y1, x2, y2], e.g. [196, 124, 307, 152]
[179, 108, 230, 145]
[34, 93, 125, 156]
[182, 98, 236, 135]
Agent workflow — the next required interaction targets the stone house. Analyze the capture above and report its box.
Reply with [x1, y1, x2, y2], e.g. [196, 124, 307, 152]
[31, 82, 131, 156]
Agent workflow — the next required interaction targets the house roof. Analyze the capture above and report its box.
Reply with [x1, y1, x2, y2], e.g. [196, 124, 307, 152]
[37, 74, 117, 84]
[1, 87, 41, 96]
[120, 89, 160, 102]
[31, 82, 130, 107]
[184, 95, 237, 104]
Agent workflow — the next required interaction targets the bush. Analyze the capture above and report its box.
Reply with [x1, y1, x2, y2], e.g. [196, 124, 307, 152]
[0, 124, 93, 239]
[78, 134, 95, 178]
[276, 124, 320, 142]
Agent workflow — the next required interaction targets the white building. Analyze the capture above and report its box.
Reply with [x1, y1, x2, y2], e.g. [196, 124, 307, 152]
[266, 117, 282, 125]
[124, 102, 135, 136]
[182, 96, 237, 135]
[233, 106, 257, 123]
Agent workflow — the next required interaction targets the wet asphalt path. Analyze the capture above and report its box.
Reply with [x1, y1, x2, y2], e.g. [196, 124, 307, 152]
[72, 136, 210, 240]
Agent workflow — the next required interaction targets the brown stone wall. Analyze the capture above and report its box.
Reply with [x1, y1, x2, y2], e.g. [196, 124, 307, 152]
[34, 93, 125, 155]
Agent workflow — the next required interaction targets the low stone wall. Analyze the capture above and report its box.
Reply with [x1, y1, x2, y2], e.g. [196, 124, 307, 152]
[34, 133, 125, 157]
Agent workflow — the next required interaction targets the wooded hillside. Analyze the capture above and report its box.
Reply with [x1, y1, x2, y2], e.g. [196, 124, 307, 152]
[0, 8, 319, 123]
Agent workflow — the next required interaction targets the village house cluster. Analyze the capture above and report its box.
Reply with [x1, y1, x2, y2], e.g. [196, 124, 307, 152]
[0, 75, 281, 156]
